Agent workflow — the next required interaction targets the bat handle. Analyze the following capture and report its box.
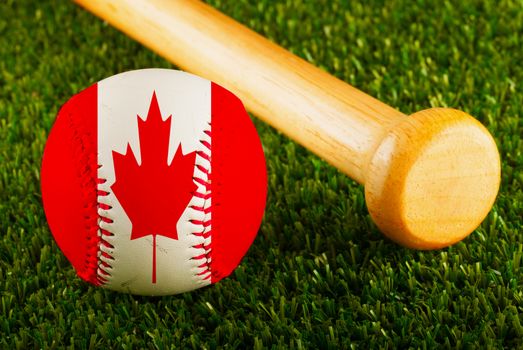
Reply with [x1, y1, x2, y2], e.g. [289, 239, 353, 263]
[75, 0, 501, 248]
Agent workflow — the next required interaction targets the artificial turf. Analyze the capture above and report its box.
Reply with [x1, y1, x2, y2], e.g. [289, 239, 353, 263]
[1, 0, 522, 348]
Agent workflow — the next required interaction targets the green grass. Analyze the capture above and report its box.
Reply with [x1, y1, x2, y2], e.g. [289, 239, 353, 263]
[1, 0, 522, 348]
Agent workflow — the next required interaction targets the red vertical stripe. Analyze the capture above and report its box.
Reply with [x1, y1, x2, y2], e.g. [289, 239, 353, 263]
[210, 83, 267, 283]
[41, 84, 100, 285]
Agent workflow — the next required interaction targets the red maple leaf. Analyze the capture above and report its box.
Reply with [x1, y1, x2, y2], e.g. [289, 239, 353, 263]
[111, 92, 197, 283]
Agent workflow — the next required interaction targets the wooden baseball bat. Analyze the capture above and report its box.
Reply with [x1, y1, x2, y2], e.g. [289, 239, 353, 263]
[74, 0, 501, 249]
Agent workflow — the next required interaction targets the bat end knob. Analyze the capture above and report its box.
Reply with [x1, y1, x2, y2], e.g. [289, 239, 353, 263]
[364, 108, 500, 249]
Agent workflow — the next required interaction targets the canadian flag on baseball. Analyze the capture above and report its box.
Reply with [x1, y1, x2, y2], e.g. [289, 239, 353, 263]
[41, 69, 267, 296]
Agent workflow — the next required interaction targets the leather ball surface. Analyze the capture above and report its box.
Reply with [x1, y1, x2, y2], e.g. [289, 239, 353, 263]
[41, 69, 267, 296]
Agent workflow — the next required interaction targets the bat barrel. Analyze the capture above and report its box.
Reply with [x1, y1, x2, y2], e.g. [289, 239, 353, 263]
[76, 0, 501, 249]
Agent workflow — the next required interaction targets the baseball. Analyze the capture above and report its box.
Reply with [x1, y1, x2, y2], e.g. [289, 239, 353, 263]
[41, 69, 267, 296]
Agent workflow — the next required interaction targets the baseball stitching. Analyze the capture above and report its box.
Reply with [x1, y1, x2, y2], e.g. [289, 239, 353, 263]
[66, 109, 101, 285]
[190, 123, 212, 282]
[96, 173, 114, 285]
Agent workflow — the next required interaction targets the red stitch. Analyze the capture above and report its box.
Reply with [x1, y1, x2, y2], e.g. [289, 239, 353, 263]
[193, 177, 211, 189]
[192, 231, 211, 239]
[190, 219, 211, 228]
[98, 268, 110, 277]
[196, 150, 210, 161]
[200, 140, 211, 150]
[190, 219, 211, 227]
[190, 205, 211, 214]
[99, 260, 111, 269]
[192, 253, 207, 260]
[193, 192, 211, 200]
[100, 240, 114, 249]
[100, 216, 114, 223]
[196, 164, 210, 175]
[100, 228, 114, 237]
[192, 243, 211, 250]
[97, 189, 110, 196]
[97, 276, 108, 284]
[198, 261, 210, 268]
